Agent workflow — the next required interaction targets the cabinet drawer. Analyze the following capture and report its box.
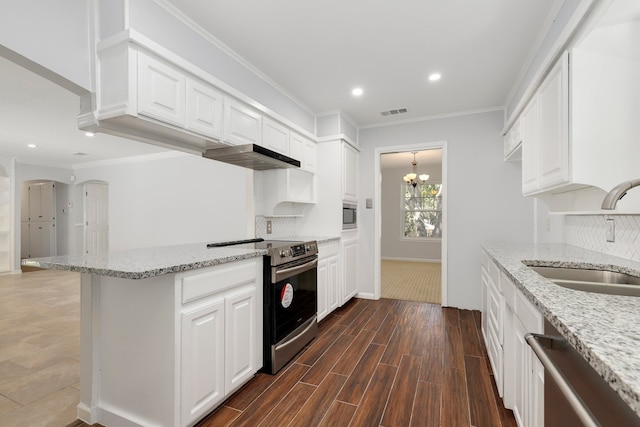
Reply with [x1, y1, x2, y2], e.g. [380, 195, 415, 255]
[501, 272, 516, 312]
[515, 289, 543, 334]
[180, 259, 258, 304]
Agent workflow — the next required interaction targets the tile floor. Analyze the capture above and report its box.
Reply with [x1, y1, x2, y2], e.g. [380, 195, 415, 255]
[0, 269, 82, 427]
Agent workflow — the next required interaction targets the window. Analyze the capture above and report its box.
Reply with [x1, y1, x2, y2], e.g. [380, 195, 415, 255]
[403, 183, 442, 238]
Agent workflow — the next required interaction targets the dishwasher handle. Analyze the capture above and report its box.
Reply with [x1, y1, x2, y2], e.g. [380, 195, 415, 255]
[525, 333, 601, 427]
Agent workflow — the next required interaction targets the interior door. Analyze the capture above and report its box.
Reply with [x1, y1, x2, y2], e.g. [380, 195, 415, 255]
[84, 182, 109, 254]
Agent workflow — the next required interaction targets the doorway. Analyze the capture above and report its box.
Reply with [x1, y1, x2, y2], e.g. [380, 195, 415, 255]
[82, 181, 109, 255]
[374, 142, 448, 305]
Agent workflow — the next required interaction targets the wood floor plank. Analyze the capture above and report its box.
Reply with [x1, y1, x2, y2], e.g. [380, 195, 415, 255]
[335, 343, 386, 405]
[410, 380, 442, 427]
[464, 354, 502, 427]
[419, 332, 443, 384]
[380, 304, 419, 366]
[349, 363, 398, 427]
[228, 363, 309, 426]
[443, 325, 465, 369]
[338, 299, 370, 326]
[363, 304, 393, 332]
[441, 366, 471, 427]
[317, 401, 357, 427]
[459, 309, 483, 357]
[196, 405, 241, 426]
[371, 308, 399, 346]
[489, 371, 518, 427]
[295, 324, 347, 366]
[288, 373, 347, 427]
[223, 372, 278, 411]
[257, 382, 316, 427]
[301, 333, 355, 385]
[381, 355, 422, 427]
[343, 304, 378, 336]
[331, 329, 376, 375]
[443, 306, 460, 327]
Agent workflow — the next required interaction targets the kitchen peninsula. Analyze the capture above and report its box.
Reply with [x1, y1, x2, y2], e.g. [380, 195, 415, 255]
[23, 243, 267, 427]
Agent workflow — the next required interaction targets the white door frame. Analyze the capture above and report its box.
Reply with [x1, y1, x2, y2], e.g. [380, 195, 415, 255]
[374, 141, 448, 306]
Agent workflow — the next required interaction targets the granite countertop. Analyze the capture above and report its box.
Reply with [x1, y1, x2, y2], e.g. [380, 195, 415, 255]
[22, 243, 267, 279]
[481, 242, 640, 417]
[22, 235, 342, 280]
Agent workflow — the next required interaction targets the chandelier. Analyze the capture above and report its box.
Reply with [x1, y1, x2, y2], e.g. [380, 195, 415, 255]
[403, 151, 429, 187]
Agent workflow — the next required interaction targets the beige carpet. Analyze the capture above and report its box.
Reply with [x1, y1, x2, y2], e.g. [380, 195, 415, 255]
[381, 260, 441, 304]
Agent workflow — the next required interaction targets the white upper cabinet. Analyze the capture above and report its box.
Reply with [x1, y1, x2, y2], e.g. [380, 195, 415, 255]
[186, 79, 224, 140]
[87, 39, 317, 159]
[262, 117, 290, 155]
[521, 51, 569, 196]
[137, 53, 187, 127]
[290, 132, 317, 173]
[536, 53, 569, 191]
[223, 97, 262, 146]
[342, 142, 359, 202]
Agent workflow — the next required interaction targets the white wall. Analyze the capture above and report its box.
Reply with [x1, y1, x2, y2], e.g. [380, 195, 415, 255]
[0, 0, 92, 93]
[359, 110, 534, 310]
[73, 153, 252, 251]
[381, 163, 442, 261]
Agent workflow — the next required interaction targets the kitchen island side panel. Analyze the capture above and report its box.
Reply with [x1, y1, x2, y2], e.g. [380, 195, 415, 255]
[82, 273, 179, 427]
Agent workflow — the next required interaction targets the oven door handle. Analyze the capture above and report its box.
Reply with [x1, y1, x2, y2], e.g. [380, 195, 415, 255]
[525, 333, 601, 427]
[273, 258, 318, 283]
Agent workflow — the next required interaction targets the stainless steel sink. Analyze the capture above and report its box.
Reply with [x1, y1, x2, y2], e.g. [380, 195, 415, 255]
[530, 266, 640, 297]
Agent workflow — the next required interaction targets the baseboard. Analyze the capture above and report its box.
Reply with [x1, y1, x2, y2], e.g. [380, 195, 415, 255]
[382, 257, 441, 263]
[356, 292, 375, 300]
[76, 402, 96, 425]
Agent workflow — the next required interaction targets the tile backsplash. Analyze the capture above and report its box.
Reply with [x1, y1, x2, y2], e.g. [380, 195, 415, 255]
[566, 215, 640, 261]
[255, 216, 297, 239]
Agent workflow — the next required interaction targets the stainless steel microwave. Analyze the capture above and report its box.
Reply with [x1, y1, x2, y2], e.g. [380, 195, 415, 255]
[342, 203, 357, 230]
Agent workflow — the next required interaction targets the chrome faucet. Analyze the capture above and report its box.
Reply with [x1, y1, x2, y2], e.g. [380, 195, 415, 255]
[601, 179, 640, 210]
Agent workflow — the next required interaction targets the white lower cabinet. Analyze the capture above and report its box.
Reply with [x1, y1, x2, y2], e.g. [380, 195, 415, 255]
[179, 259, 261, 427]
[481, 250, 544, 427]
[317, 242, 340, 321]
[341, 235, 358, 304]
[181, 298, 225, 425]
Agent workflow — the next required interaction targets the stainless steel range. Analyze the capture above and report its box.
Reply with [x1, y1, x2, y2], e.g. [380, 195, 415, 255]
[207, 238, 318, 374]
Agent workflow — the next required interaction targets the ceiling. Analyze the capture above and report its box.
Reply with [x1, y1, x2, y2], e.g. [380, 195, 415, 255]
[0, 0, 561, 169]
[164, 0, 561, 125]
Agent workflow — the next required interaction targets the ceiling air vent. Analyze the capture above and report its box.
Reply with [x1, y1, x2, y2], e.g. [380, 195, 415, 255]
[380, 108, 408, 116]
[72, 152, 89, 156]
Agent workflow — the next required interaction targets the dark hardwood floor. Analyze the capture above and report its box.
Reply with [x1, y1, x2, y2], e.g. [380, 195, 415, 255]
[196, 298, 517, 427]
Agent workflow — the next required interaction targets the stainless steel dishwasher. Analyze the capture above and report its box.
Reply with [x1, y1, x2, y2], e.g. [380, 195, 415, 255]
[526, 320, 640, 427]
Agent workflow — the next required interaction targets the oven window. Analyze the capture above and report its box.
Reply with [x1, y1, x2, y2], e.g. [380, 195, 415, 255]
[271, 267, 317, 343]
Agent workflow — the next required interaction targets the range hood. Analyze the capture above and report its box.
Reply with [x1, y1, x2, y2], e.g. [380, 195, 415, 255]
[203, 144, 301, 170]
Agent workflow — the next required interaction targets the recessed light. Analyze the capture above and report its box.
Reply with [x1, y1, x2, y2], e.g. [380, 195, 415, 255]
[428, 73, 442, 82]
[351, 87, 364, 96]
[85, 132, 95, 137]
[27, 144, 36, 148]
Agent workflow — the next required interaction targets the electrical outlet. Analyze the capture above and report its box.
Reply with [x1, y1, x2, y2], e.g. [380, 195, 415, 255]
[606, 218, 615, 242]
[266, 220, 272, 235]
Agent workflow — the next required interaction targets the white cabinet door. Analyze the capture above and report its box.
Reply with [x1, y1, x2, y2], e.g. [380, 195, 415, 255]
[223, 98, 262, 146]
[328, 255, 340, 313]
[341, 238, 358, 303]
[290, 133, 317, 173]
[28, 221, 55, 258]
[186, 79, 223, 140]
[263, 117, 290, 155]
[225, 286, 258, 394]
[537, 51, 569, 190]
[521, 97, 538, 195]
[512, 316, 526, 427]
[342, 143, 358, 202]
[181, 298, 225, 427]
[303, 139, 317, 174]
[317, 257, 329, 321]
[137, 52, 186, 127]
[28, 182, 55, 222]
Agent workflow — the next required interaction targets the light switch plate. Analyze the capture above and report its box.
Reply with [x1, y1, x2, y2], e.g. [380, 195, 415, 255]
[606, 218, 615, 242]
